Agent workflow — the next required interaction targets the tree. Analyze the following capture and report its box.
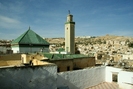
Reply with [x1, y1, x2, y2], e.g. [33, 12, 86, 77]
[128, 42, 133, 48]
[75, 44, 80, 54]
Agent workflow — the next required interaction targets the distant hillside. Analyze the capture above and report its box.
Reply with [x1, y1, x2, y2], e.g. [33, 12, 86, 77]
[96, 35, 133, 41]
[45, 35, 133, 45]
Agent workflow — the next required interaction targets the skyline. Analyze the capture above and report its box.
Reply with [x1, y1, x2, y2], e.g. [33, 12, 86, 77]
[0, 0, 133, 40]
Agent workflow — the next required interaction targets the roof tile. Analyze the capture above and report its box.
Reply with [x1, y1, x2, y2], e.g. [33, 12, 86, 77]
[11, 28, 49, 45]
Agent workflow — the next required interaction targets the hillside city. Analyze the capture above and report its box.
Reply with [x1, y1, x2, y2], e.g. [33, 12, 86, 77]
[1, 34, 133, 71]
[46, 35, 133, 70]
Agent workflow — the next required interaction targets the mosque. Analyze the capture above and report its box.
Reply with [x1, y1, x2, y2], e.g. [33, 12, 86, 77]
[0, 12, 95, 72]
[11, 27, 50, 53]
[11, 11, 75, 54]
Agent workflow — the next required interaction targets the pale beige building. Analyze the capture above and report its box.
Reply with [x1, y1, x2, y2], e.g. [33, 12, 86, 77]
[0, 53, 48, 66]
[122, 54, 133, 60]
[65, 13, 75, 54]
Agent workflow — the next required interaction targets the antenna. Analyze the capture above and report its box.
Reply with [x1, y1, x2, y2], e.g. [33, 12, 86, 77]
[68, 10, 70, 14]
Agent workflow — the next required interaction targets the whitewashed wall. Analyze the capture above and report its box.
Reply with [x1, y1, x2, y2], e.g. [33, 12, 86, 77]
[20, 47, 49, 53]
[118, 71, 133, 84]
[20, 47, 41, 53]
[12, 47, 19, 53]
[105, 66, 133, 89]
[105, 66, 122, 82]
[1, 65, 133, 89]
[12, 46, 49, 53]
[57, 66, 105, 89]
[0, 65, 57, 89]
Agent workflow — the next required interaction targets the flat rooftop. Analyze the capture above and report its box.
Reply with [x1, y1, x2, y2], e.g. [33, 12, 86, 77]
[86, 82, 133, 89]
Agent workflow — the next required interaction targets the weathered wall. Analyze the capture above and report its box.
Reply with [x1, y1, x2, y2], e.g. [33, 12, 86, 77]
[0, 65, 57, 89]
[0, 54, 22, 60]
[0, 54, 23, 66]
[57, 66, 105, 89]
[0, 60, 22, 66]
[53, 60, 73, 72]
[73, 57, 95, 69]
[51, 57, 95, 72]
[1, 65, 133, 89]
[0, 53, 47, 66]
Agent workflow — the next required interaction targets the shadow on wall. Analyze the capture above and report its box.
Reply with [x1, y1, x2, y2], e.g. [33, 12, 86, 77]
[0, 65, 57, 89]
[57, 66, 106, 89]
[57, 74, 79, 89]
[57, 86, 69, 89]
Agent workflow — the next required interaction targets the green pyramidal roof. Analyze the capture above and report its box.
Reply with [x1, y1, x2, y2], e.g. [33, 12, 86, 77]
[11, 28, 49, 45]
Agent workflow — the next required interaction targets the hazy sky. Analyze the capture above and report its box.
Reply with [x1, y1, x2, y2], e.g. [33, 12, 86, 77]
[0, 0, 133, 39]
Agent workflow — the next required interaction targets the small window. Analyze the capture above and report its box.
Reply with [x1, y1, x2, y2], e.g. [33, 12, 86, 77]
[57, 67, 60, 72]
[112, 73, 118, 82]
[67, 66, 70, 71]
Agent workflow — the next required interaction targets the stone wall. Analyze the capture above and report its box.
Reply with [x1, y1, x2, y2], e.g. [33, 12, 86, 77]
[53, 60, 73, 72]
[73, 57, 95, 69]
[0, 54, 24, 66]
[51, 57, 95, 72]
[0, 65, 57, 89]
[57, 66, 105, 89]
[0, 54, 22, 60]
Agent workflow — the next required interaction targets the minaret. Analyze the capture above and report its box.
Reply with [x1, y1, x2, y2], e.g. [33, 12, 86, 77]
[65, 11, 75, 54]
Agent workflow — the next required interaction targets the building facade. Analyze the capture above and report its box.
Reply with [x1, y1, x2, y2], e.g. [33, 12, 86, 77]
[44, 53, 95, 72]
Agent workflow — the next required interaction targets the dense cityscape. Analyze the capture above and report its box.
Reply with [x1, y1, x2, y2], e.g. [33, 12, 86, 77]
[47, 35, 133, 70]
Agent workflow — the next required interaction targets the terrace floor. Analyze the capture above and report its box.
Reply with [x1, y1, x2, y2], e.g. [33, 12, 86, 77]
[86, 82, 133, 89]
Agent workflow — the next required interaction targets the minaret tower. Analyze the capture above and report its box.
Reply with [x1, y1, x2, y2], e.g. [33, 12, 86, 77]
[65, 11, 75, 54]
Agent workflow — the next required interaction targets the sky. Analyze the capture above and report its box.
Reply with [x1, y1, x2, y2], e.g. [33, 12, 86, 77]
[0, 0, 133, 40]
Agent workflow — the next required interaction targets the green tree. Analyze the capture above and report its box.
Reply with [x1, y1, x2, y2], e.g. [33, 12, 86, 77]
[128, 42, 133, 48]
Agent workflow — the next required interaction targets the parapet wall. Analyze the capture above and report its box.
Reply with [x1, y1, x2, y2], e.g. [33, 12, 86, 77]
[0, 65, 57, 89]
[106, 66, 133, 85]
[0, 65, 132, 89]
[57, 66, 105, 89]
[119, 71, 133, 84]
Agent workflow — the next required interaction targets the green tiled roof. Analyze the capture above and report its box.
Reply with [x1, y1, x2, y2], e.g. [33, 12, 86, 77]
[11, 28, 49, 45]
[43, 53, 53, 59]
[43, 53, 90, 61]
[67, 54, 88, 59]
[53, 54, 64, 59]
[56, 48, 65, 52]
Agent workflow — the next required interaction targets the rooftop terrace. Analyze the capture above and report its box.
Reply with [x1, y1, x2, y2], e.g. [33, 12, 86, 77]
[86, 82, 133, 89]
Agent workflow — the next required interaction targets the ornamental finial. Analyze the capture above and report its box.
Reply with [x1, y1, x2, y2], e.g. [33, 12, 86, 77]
[68, 10, 70, 14]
